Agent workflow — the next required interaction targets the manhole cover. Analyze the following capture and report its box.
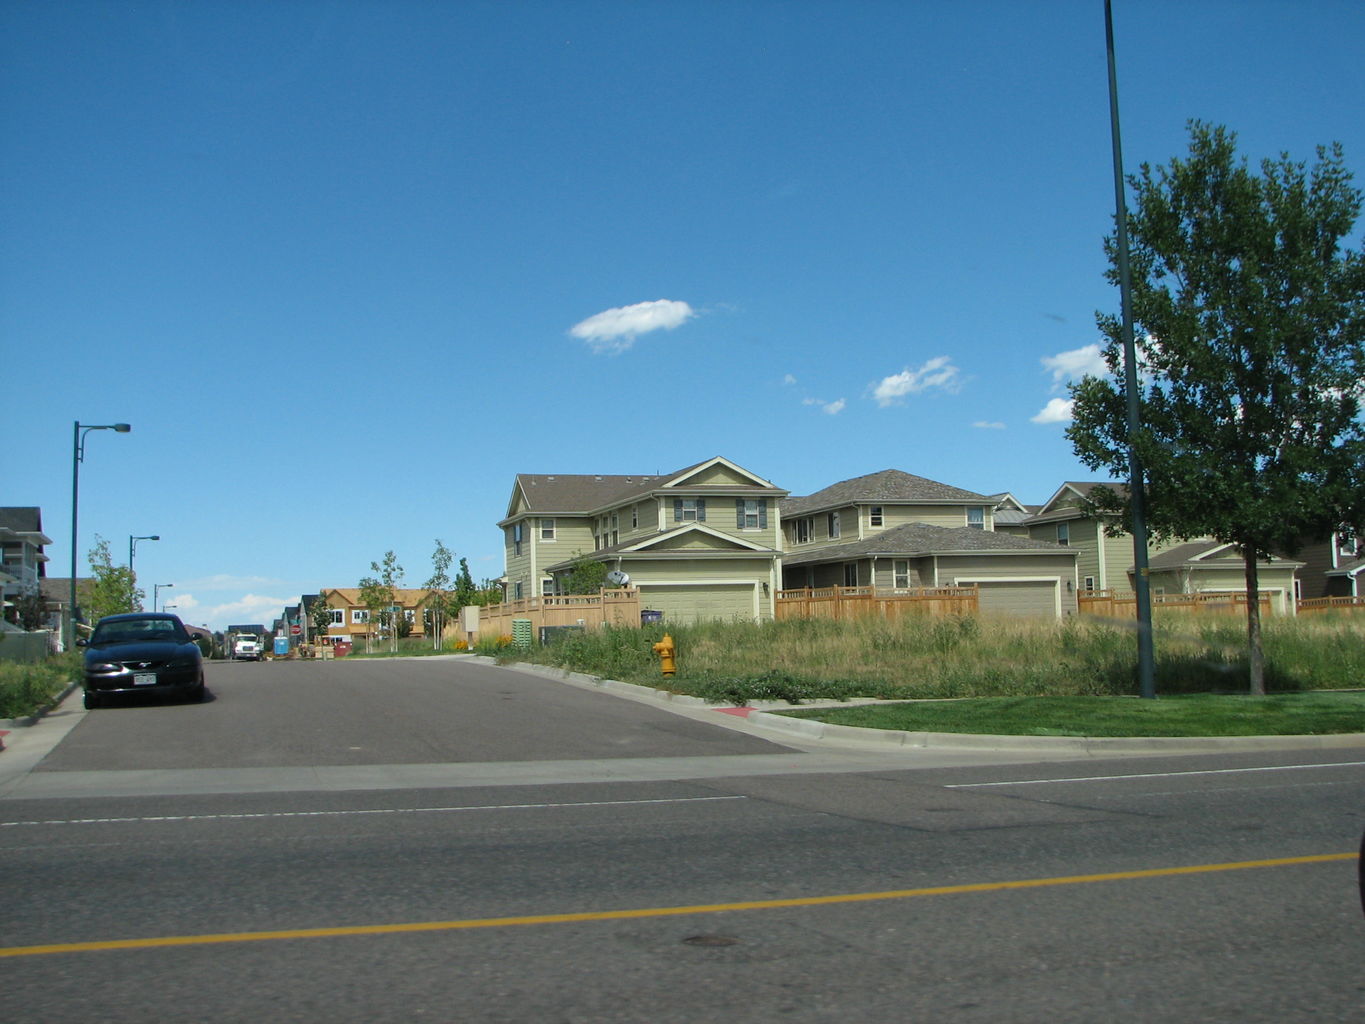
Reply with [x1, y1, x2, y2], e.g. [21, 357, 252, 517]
[681, 934, 740, 947]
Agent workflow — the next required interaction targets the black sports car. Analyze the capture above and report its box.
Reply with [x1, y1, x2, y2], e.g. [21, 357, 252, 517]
[79, 612, 206, 709]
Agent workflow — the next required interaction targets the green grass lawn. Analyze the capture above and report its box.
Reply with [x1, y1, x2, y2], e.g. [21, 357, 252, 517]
[775, 691, 1365, 738]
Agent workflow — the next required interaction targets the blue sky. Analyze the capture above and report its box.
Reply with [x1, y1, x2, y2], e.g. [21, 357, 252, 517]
[5, 1, 1363, 632]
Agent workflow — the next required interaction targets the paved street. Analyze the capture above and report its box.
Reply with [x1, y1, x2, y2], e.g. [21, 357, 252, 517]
[1, 656, 1362, 1022]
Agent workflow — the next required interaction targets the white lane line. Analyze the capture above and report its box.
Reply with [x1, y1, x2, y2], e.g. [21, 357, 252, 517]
[946, 760, 1365, 788]
[0, 794, 747, 828]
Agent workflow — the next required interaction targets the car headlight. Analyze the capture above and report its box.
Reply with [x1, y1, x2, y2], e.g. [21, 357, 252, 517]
[86, 662, 125, 674]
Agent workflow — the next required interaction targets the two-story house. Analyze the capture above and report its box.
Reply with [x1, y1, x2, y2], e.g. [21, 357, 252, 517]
[1025, 482, 1302, 613]
[1, 507, 53, 628]
[1288, 530, 1363, 601]
[780, 470, 1079, 618]
[318, 588, 442, 643]
[499, 456, 787, 624]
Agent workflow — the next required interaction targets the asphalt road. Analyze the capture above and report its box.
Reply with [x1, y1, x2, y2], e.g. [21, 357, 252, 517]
[1, 656, 1361, 1023]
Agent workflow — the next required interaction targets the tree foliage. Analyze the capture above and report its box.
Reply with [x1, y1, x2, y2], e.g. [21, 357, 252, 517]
[358, 550, 404, 652]
[560, 553, 609, 595]
[1068, 122, 1365, 693]
[79, 535, 141, 625]
[424, 539, 454, 648]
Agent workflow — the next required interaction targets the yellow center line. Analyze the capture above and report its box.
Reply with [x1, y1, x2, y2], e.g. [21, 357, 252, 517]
[2, 852, 1355, 959]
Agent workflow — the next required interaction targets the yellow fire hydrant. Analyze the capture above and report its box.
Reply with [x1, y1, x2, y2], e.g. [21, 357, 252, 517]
[651, 633, 676, 678]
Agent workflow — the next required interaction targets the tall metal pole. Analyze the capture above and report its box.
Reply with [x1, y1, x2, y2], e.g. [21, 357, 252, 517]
[68, 422, 131, 647]
[1104, 0, 1156, 698]
[69, 421, 80, 649]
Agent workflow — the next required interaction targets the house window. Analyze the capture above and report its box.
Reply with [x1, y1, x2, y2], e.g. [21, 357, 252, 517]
[512, 523, 523, 556]
[1056, 523, 1070, 546]
[828, 512, 841, 539]
[674, 498, 705, 522]
[610, 513, 619, 546]
[328, 609, 344, 626]
[351, 609, 369, 624]
[894, 560, 910, 589]
[540, 518, 556, 541]
[542, 578, 555, 596]
[737, 499, 767, 530]
[404, 609, 415, 624]
[843, 563, 859, 587]
[631, 505, 639, 529]
[1083, 576, 1096, 592]
[1337, 533, 1360, 564]
[514, 581, 524, 600]
[967, 507, 984, 530]
[869, 506, 884, 527]
[795, 517, 814, 543]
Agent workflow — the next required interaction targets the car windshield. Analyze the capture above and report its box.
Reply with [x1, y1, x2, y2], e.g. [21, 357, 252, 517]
[91, 618, 184, 644]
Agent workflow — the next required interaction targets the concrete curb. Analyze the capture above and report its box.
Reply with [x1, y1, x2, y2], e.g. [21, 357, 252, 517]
[0, 679, 80, 733]
[495, 659, 1365, 755]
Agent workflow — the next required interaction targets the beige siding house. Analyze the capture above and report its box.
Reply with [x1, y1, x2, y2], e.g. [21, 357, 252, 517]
[1026, 482, 1304, 611]
[499, 456, 787, 625]
[781, 470, 1078, 618]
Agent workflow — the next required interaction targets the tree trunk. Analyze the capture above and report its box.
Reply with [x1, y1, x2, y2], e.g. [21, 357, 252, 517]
[1243, 549, 1265, 696]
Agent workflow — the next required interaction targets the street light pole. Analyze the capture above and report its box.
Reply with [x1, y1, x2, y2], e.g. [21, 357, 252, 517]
[129, 534, 159, 610]
[1104, 0, 1156, 698]
[69, 421, 131, 647]
[154, 583, 173, 613]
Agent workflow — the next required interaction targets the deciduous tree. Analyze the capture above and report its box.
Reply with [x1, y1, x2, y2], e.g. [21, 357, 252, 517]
[1068, 122, 1365, 694]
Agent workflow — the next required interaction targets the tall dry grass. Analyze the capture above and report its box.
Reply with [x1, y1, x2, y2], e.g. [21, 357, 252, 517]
[512, 610, 1365, 703]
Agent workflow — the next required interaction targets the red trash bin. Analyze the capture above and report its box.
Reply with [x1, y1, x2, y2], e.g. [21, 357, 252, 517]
[334, 640, 352, 657]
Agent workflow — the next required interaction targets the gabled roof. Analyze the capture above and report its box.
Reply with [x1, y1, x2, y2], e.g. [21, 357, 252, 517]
[781, 523, 1075, 566]
[502, 456, 784, 521]
[1032, 481, 1127, 520]
[782, 470, 993, 517]
[1146, 542, 1303, 571]
[543, 522, 778, 572]
[321, 587, 440, 606]
[0, 507, 53, 545]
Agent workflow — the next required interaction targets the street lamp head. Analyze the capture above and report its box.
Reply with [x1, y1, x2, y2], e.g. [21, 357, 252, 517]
[113, 423, 131, 432]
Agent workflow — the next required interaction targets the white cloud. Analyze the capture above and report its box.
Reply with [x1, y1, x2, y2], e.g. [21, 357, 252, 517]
[190, 593, 299, 631]
[569, 299, 695, 354]
[973, 420, 1006, 430]
[782, 373, 797, 386]
[1032, 398, 1075, 424]
[1042, 344, 1107, 389]
[178, 573, 281, 590]
[872, 356, 961, 406]
[801, 396, 846, 415]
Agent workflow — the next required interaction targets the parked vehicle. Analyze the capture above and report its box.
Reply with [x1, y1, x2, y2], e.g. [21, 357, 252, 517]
[79, 612, 205, 709]
[231, 633, 262, 661]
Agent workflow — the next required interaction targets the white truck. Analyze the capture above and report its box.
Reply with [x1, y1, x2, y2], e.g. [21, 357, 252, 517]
[231, 633, 262, 661]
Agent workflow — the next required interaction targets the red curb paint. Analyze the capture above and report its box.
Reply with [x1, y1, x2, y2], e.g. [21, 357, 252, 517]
[714, 707, 754, 717]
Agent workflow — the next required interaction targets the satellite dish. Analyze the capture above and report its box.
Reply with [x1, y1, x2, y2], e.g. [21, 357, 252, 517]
[607, 569, 631, 586]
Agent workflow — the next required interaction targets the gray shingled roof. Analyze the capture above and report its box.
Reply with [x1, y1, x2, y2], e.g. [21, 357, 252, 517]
[0, 507, 43, 533]
[781, 523, 1073, 566]
[509, 473, 665, 516]
[1146, 542, 1303, 571]
[781, 470, 993, 516]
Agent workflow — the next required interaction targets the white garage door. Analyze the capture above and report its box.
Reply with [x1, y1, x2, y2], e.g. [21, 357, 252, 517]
[975, 580, 1059, 618]
[639, 584, 757, 625]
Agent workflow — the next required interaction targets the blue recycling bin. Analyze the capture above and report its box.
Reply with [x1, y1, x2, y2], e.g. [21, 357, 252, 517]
[641, 610, 663, 624]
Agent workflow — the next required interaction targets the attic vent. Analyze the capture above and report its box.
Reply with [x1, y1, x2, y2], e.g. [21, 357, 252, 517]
[547, 476, 555, 481]
[595, 476, 602, 481]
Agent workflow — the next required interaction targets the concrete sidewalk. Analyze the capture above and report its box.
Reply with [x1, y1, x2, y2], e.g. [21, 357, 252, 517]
[498, 658, 1365, 757]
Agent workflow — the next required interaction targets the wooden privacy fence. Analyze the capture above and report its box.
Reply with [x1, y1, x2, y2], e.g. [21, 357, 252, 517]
[775, 585, 978, 621]
[1078, 589, 1272, 617]
[474, 588, 641, 641]
[1297, 596, 1365, 615]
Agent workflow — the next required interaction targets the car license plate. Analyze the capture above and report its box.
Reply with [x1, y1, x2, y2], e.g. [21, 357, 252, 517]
[133, 672, 157, 686]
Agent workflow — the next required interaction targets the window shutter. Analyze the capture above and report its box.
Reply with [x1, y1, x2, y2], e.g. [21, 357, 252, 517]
[736, 499, 745, 528]
[759, 500, 768, 529]
[674, 499, 683, 522]
[697, 498, 706, 521]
